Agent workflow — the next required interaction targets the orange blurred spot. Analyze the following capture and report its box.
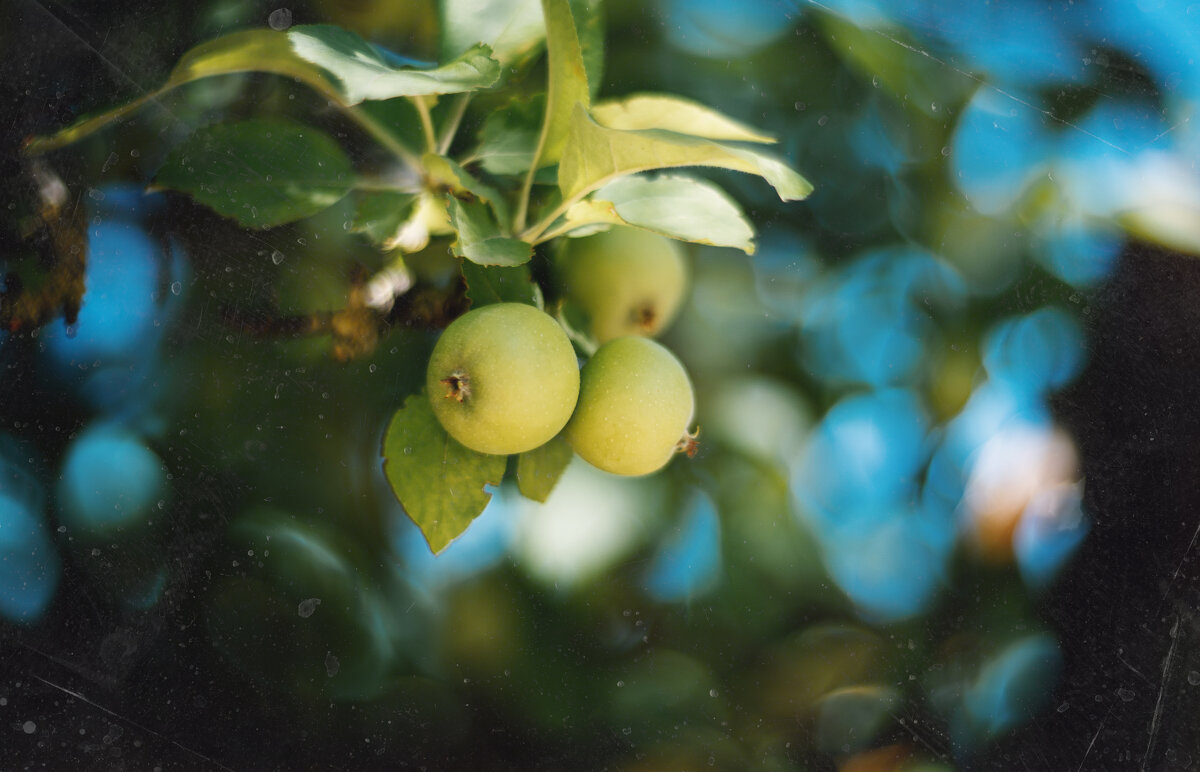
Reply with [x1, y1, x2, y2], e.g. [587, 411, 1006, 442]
[962, 426, 1079, 563]
[838, 744, 911, 772]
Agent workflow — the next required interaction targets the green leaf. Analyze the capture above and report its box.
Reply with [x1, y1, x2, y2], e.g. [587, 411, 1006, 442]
[446, 197, 534, 265]
[516, 435, 574, 503]
[25, 26, 499, 154]
[461, 261, 539, 307]
[424, 153, 510, 225]
[353, 97, 427, 154]
[439, 0, 546, 66]
[592, 94, 775, 143]
[153, 118, 356, 228]
[475, 96, 545, 176]
[530, 0, 592, 169]
[289, 26, 501, 103]
[26, 29, 329, 154]
[558, 106, 813, 204]
[381, 391, 507, 554]
[563, 175, 756, 253]
[351, 191, 417, 247]
[568, 0, 605, 98]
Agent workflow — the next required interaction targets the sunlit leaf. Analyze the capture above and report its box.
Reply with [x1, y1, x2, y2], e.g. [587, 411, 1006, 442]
[381, 391, 507, 554]
[440, 0, 546, 65]
[26, 26, 499, 154]
[438, 0, 599, 89]
[289, 26, 500, 103]
[558, 106, 813, 203]
[530, 0, 592, 170]
[1121, 205, 1200, 256]
[516, 435, 574, 502]
[592, 94, 775, 143]
[447, 197, 534, 265]
[26, 30, 326, 154]
[462, 261, 539, 306]
[569, 0, 605, 98]
[153, 118, 355, 228]
[563, 175, 756, 253]
[351, 191, 418, 247]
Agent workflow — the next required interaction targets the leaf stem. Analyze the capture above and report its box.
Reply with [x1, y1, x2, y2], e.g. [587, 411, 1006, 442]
[283, 70, 424, 171]
[521, 195, 578, 242]
[533, 220, 584, 245]
[352, 178, 421, 193]
[338, 101, 423, 169]
[554, 303, 597, 356]
[513, 160, 540, 234]
[436, 93, 472, 155]
[413, 96, 438, 153]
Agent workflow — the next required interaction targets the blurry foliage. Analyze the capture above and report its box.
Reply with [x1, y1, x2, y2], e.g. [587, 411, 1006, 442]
[2, 0, 1199, 768]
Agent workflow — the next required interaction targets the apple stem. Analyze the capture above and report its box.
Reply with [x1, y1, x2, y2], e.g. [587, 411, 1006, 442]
[675, 427, 700, 458]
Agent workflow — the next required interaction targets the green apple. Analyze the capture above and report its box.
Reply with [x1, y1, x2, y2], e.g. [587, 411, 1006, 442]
[427, 303, 580, 455]
[562, 227, 689, 343]
[565, 337, 695, 476]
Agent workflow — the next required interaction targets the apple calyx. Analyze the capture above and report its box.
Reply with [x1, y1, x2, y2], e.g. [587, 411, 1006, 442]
[441, 370, 471, 403]
[631, 302, 658, 333]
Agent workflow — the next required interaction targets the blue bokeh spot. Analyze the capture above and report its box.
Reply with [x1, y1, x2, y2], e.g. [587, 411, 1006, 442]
[822, 511, 947, 622]
[965, 634, 1063, 737]
[982, 307, 1087, 397]
[800, 248, 964, 387]
[643, 491, 722, 602]
[42, 221, 164, 368]
[951, 88, 1053, 215]
[0, 493, 60, 624]
[57, 424, 167, 534]
[1014, 487, 1089, 590]
[793, 388, 931, 529]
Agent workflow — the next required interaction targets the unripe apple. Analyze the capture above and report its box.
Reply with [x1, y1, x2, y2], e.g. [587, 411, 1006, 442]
[565, 337, 696, 476]
[427, 303, 580, 455]
[562, 227, 688, 343]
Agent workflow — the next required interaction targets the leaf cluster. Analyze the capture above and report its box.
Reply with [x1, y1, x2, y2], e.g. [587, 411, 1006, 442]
[26, 0, 812, 552]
